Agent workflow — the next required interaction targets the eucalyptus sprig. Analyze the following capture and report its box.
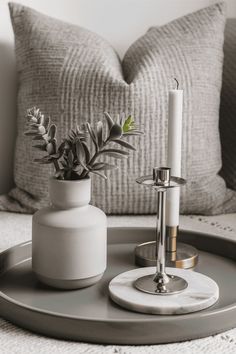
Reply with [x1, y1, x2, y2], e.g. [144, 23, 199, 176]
[25, 107, 143, 180]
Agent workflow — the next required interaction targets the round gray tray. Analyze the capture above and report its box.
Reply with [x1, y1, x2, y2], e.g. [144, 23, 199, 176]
[0, 227, 236, 344]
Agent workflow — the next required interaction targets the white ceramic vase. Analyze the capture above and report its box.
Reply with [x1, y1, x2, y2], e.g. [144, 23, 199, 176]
[32, 177, 107, 289]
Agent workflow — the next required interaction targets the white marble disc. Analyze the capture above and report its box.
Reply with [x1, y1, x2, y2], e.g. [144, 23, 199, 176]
[109, 267, 219, 315]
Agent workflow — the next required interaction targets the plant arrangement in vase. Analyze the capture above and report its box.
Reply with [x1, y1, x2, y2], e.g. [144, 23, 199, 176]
[26, 107, 143, 290]
[25, 107, 143, 181]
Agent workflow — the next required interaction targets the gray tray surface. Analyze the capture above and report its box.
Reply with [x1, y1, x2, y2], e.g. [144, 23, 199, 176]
[0, 227, 236, 344]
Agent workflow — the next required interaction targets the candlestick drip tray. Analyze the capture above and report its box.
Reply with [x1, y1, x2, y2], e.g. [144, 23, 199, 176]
[0, 227, 236, 345]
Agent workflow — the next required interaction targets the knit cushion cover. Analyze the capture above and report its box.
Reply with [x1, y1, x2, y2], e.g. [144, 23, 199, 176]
[1, 2, 235, 214]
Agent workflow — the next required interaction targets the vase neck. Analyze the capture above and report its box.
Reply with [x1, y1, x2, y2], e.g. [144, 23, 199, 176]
[49, 177, 91, 209]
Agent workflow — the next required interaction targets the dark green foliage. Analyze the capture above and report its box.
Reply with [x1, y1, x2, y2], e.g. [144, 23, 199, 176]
[25, 107, 143, 180]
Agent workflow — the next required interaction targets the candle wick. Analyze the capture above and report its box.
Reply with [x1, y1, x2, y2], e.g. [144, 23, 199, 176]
[174, 78, 179, 90]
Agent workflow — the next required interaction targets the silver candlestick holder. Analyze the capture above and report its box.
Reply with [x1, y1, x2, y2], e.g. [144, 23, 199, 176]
[135, 169, 198, 270]
[135, 167, 188, 294]
[109, 167, 219, 312]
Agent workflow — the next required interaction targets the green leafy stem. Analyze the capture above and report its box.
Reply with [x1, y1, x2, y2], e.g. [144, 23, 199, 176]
[25, 108, 143, 180]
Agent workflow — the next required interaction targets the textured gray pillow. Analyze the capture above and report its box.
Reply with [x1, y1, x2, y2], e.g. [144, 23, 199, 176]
[1, 2, 236, 214]
[220, 19, 236, 191]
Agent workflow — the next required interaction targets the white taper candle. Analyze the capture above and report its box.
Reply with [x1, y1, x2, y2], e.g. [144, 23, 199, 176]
[166, 83, 183, 229]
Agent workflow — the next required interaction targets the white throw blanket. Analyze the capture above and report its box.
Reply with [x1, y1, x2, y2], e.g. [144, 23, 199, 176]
[0, 212, 236, 354]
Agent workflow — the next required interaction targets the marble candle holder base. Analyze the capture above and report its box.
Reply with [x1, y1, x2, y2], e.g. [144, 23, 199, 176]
[109, 267, 219, 315]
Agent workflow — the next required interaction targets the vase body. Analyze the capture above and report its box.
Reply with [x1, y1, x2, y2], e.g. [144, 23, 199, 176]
[32, 177, 107, 289]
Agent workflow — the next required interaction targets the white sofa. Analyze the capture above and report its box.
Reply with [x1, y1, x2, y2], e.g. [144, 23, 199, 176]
[0, 0, 236, 352]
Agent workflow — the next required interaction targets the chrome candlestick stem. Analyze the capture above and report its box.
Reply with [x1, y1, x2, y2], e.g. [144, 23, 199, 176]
[154, 169, 169, 288]
[154, 189, 171, 288]
[134, 167, 198, 269]
[135, 167, 188, 295]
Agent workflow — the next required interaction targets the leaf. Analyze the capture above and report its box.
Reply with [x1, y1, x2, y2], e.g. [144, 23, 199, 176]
[72, 170, 84, 179]
[86, 122, 98, 150]
[67, 150, 73, 167]
[65, 170, 72, 180]
[96, 121, 103, 148]
[46, 141, 56, 155]
[108, 123, 122, 140]
[50, 153, 61, 158]
[61, 160, 68, 168]
[122, 115, 134, 133]
[32, 135, 44, 141]
[75, 126, 87, 140]
[40, 155, 54, 161]
[37, 126, 46, 135]
[90, 162, 106, 170]
[76, 139, 89, 171]
[34, 158, 53, 164]
[100, 148, 129, 156]
[33, 144, 46, 151]
[90, 170, 107, 180]
[81, 141, 91, 164]
[104, 112, 114, 130]
[58, 141, 66, 153]
[43, 116, 50, 130]
[91, 162, 117, 171]
[27, 107, 39, 119]
[72, 165, 83, 172]
[61, 140, 71, 152]
[122, 131, 143, 136]
[48, 124, 56, 139]
[100, 152, 128, 159]
[38, 114, 45, 126]
[24, 131, 38, 136]
[54, 170, 64, 179]
[28, 123, 40, 128]
[27, 116, 37, 123]
[113, 139, 136, 150]
[42, 135, 51, 144]
[75, 139, 84, 161]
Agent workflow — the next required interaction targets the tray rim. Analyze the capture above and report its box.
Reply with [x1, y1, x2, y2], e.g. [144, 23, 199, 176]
[0, 227, 236, 324]
[1, 227, 236, 344]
